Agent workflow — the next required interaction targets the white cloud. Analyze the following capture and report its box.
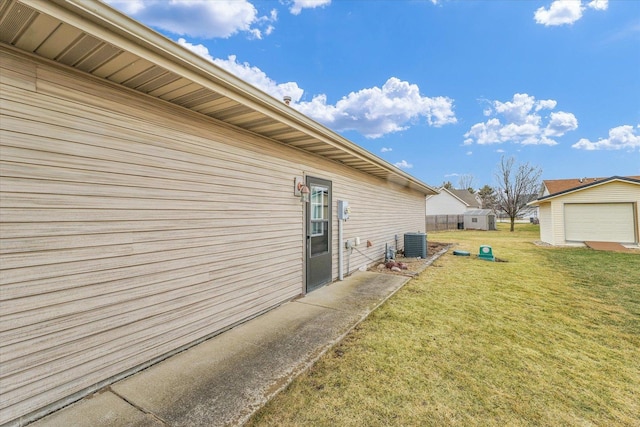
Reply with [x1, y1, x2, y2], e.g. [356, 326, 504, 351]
[464, 93, 578, 146]
[535, 99, 557, 111]
[534, 0, 607, 26]
[381, 147, 393, 152]
[212, 55, 304, 101]
[545, 111, 579, 137]
[572, 125, 640, 150]
[588, 0, 608, 11]
[466, 151, 473, 156]
[177, 38, 211, 58]
[535, 1, 583, 26]
[177, 39, 304, 102]
[105, 0, 275, 39]
[496, 149, 506, 153]
[177, 39, 454, 139]
[394, 160, 413, 169]
[296, 77, 456, 139]
[105, 0, 145, 14]
[289, 0, 331, 15]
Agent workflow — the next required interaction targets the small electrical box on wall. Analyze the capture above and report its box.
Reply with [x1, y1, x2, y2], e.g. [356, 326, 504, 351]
[338, 200, 350, 220]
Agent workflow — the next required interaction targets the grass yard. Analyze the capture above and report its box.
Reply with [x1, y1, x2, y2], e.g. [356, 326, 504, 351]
[248, 224, 640, 426]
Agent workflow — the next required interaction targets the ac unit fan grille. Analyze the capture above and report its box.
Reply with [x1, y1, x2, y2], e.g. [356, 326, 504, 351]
[404, 233, 427, 258]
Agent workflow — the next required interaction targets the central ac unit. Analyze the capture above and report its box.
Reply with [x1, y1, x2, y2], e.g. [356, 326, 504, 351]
[404, 233, 427, 258]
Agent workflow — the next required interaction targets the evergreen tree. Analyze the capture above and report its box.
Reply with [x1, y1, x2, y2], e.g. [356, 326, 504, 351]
[478, 185, 497, 210]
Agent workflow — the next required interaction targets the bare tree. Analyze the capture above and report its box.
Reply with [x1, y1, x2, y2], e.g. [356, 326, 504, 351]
[494, 156, 542, 232]
[457, 174, 475, 192]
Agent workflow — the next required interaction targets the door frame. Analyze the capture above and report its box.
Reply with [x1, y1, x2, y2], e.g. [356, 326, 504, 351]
[305, 176, 332, 293]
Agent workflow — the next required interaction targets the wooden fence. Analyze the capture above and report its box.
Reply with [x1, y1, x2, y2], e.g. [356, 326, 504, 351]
[425, 215, 464, 232]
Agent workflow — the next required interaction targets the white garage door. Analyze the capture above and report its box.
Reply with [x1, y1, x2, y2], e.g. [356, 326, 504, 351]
[565, 203, 636, 243]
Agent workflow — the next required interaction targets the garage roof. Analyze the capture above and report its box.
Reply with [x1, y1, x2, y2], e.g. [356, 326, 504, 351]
[0, 0, 437, 195]
[543, 175, 640, 196]
[530, 176, 640, 205]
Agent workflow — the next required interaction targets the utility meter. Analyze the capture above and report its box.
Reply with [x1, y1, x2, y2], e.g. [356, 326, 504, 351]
[338, 200, 350, 220]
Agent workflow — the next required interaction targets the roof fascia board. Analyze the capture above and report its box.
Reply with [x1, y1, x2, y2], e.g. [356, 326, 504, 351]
[425, 188, 444, 201]
[529, 177, 640, 205]
[21, 0, 436, 195]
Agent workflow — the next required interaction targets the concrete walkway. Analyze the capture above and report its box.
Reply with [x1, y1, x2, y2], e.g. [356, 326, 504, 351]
[31, 271, 414, 427]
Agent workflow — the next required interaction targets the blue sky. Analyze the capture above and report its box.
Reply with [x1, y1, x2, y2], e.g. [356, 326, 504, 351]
[106, 0, 639, 189]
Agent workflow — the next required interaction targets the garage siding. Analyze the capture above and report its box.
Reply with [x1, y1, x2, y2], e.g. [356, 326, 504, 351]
[0, 48, 428, 424]
[538, 203, 553, 244]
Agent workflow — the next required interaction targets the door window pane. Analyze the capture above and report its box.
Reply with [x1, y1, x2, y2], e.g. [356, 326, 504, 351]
[310, 185, 328, 237]
[310, 184, 329, 255]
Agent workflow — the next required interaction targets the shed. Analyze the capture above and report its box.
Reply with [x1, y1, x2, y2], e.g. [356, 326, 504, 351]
[464, 209, 496, 231]
[0, 1, 438, 424]
[528, 176, 640, 246]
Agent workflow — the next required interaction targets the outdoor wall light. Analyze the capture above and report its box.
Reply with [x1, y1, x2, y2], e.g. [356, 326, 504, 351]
[300, 184, 310, 203]
[294, 176, 310, 203]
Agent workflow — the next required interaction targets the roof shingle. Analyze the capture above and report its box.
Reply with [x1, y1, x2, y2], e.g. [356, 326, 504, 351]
[450, 189, 481, 208]
[543, 176, 640, 196]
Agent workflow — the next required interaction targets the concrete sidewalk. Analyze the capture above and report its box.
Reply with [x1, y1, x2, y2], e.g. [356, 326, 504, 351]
[31, 271, 413, 427]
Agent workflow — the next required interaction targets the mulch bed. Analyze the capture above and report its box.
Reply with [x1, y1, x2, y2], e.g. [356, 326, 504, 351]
[370, 241, 451, 276]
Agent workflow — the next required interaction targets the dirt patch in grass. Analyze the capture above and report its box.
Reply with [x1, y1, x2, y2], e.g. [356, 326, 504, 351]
[427, 241, 450, 256]
[370, 241, 451, 276]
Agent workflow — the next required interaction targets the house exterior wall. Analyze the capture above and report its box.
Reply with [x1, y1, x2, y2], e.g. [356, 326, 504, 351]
[0, 48, 426, 424]
[425, 191, 467, 215]
[543, 181, 639, 245]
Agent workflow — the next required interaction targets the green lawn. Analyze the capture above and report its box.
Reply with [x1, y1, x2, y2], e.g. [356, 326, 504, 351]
[248, 224, 640, 426]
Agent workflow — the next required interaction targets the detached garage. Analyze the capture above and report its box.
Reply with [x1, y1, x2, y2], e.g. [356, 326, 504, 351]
[530, 176, 640, 246]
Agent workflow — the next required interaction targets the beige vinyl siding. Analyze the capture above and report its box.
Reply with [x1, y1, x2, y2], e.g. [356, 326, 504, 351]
[0, 47, 428, 424]
[331, 174, 426, 276]
[547, 181, 640, 245]
[1, 48, 304, 424]
[538, 203, 553, 244]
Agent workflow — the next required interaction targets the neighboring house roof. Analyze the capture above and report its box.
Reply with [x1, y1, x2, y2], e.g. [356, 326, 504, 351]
[425, 187, 480, 208]
[530, 176, 640, 205]
[2, 0, 436, 196]
[450, 189, 482, 208]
